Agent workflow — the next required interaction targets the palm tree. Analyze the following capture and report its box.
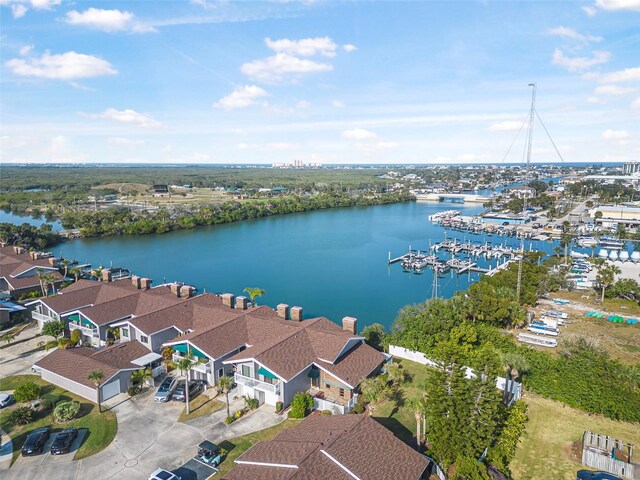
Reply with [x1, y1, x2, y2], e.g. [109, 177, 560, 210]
[37, 272, 58, 297]
[359, 377, 390, 417]
[407, 396, 428, 448]
[131, 368, 153, 387]
[88, 369, 105, 413]
[175, 356, 195, 415]
[243, 287, 266, 306]
[386, 363, 408, 386]
[69, 266, 83, 282]
[499, 352, 528, 405]
[1, 331, 16, 346]
[596, 263, 621, 303]
[216, 375, 234, 419]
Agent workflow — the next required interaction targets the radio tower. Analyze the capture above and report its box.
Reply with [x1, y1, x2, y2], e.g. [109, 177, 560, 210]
[516, 83, 536, 301]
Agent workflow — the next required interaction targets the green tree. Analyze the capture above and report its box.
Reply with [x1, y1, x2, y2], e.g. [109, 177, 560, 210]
[361, 323, 385, 351]
[41, 320, 65, 340]
[499, 352, 529, 405]
[174, 356, 195, 415]
[69, 328, 81, 346]
[88, 369, 105, 413]
[595, 263, 621, 303]
[289, 392, 314, 418]
[386, 362, 409, 386]
[243, 287, 266, 306]
[216, 375, 234, 419]
[1, 331, 17, 345]
[131, 368, 152, 386]
[359, 376, 391, 416]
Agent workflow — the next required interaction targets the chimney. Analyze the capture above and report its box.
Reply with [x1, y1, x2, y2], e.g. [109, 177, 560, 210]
[290, 306, 303, 322]
[16, 246, 26, 254]
[235, 296, 248, 310]
[30, 252, 37, 260]
[131, 275, 141, 289]
[342, 316, 358, 335]
[13, 246, 19, 254]
[181, 285, 195, 298]
[170, 283, 182, 297]
[277, 304, 289, 320]
[221, 293, 235, 308]
[48, 257, 58, 267]
[101, 269, 113, 282]
[140, 278, 152, 290]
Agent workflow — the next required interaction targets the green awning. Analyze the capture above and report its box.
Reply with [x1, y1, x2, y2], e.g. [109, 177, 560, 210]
[191, 347, 207, 359]
[173, 344, 188, 353]
[68, 313, 80, 322]
[81, 318, 94, 328]
[258, 367, 277, 379]
[308, 369, 319, 379]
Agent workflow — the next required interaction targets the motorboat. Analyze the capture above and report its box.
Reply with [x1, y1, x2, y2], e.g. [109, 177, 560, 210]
[599, 236, 624, 250]
[598, 249, 608, 259]
[570, 251, 589, 259]
[609, 250, 619, 261]
[619, 251, 630, 262]
[632, 251, 640, 263]
[576, 236, 597, 247]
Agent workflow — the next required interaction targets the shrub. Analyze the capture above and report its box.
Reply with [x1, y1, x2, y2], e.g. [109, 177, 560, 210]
[127, 385, 141, 397]
[224, 416, 234, 425]
[13, 381, 40, 403]
[233, 409, 244, 420]
[243, 396, 259, 410]
[321, 410, 332, 415]
[352, 403, 365, 414]
[289, 392, 314, 419]
[53, 401, 80, 422]
[40, 393, 60, 410]
[9, 406, 34, 426]
[275, 401, 283, 413]
[70, 329, 81, 345]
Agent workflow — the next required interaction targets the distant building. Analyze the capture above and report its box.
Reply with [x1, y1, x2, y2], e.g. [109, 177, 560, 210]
[508, 186, 536, 199]
[152, 184, 169, 194]
[590, 204, 640, 227]
[623, 161, 640, 175]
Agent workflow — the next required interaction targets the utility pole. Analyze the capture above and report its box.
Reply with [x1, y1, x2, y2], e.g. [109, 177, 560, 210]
[517, 83, 536, 301]
[431, 268, 439, 300]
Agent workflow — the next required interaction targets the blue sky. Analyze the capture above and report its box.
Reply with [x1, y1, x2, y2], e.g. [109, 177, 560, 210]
[1, 0, 639, 164]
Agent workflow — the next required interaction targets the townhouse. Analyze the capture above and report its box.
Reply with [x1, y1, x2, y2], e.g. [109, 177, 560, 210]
[0, 245, 65, 299]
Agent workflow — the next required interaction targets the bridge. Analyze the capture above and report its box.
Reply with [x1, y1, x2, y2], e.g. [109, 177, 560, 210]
[414, 193, 492, 204]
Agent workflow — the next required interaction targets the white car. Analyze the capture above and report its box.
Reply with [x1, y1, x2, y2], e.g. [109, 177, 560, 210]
[0, 393, 15, 408]
[149, 469, 180, 480]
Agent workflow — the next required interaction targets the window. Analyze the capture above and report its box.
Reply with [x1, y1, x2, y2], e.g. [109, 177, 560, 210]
[217, 368, 224, 378]
[325, 383, 331, 389]
[339, 388, 345, 398]
[121, 328, 129, 338]
[140, 335, 148, 344]
[241, 365, 251, 378]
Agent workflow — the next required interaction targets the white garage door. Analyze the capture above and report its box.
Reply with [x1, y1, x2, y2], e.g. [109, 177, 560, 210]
[101, 378, 121, 401]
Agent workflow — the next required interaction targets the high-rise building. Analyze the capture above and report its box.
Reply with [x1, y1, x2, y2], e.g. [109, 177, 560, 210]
[623, 161, 640, 175]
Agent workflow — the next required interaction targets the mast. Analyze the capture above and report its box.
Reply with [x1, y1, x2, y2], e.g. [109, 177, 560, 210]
[517, 83, 536, 301]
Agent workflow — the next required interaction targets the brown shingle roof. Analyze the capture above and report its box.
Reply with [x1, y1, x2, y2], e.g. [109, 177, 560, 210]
[223, 415, 430, 480]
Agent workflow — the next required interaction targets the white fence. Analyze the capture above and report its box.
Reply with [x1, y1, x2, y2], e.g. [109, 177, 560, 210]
[389, 345, 521, 404]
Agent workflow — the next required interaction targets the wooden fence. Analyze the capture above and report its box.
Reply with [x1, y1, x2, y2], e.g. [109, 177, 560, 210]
[582, 431, 637, 480]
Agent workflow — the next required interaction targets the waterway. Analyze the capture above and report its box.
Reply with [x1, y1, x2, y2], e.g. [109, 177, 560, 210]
[3, 201, 564, 330]
[0, 211, 63, 230]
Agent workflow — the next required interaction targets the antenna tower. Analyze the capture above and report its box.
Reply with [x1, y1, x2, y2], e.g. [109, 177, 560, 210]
[516, 83, 536, 301]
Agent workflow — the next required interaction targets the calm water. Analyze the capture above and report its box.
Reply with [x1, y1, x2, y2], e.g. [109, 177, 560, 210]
[22, 201, 563, 331]
[0, 211, 63, 231]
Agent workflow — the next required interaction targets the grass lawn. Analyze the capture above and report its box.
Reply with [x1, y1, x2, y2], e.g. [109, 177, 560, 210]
[373, 359, 429, 444]
[0, 374, 117, 463]
[216, 419, 300, 476]
[511, 393, 640, 480]
[177, 394, 225, 422]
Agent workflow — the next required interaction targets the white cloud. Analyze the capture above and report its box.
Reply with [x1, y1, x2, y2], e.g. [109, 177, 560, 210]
[546, 26, 602, 43]
[241, 52, 332, 83]
[29, 0, 60, 10]
[11, 3, 27, 17]
[632, 97, 640, 109]
[265, 37, 338, 57]
[594, 84, 637, 95]
[602, 129, 629, 140]
[587, 96, 606, 104]
[19, 44, 33, 56]
[489, 120, 522, 132]
[595, 0, 640, 12]
[331, 100, 345, 108]
[552, 49, 610, 72]
[87, 108, 162, 128]
[4, 51, 117, 80]
[265, 142, 299, 150]
[583, 5, 598, 15]
[342, 44, 357, 52]
[65, 8, 156, 33]
[342, 128, 377, 140]
[214, 85, 268, 110]
[236, 143, 250, 150]
[108, 137, 144, 146]
[356, 141, 397, 153]
[599, 67, 640, 83]
[296, 100, 311, 109]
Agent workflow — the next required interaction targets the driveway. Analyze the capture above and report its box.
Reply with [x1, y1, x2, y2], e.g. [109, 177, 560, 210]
[1, 385, 283, 480]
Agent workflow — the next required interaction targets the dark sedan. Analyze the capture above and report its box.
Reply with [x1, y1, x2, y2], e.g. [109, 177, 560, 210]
[576, 471, 622, 480]
[172, 380, 204, 402]
[50, 428, 79, 455]
[21, 427, 50, 456]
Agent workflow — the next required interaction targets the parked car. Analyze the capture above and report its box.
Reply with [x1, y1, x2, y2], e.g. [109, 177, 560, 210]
[576, 471, 622, 480]
[149, 468, 181, 480]
[21, 427, 50, 456]
[172, 380, 204, 402]
[154, 376, 178, 403]
[50, 428, 79, 455]
[0, 393, 15, 408]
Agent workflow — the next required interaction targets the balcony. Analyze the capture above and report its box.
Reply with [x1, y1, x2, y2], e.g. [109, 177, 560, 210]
[69, 322, 98, 338]
[32, 311, 57, 324]
[172, 353, 211, 374]
[310, 389, 358, 414]
[234, 372, 280, 395]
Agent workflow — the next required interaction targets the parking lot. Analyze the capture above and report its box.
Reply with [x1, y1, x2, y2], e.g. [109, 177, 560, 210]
[12, 428, 88, 468]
